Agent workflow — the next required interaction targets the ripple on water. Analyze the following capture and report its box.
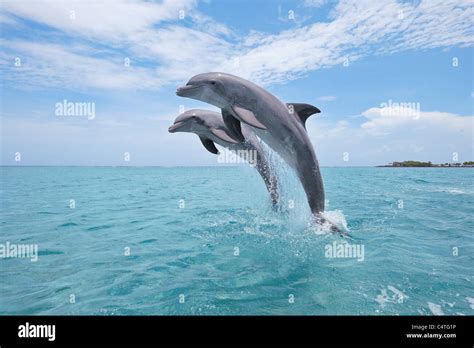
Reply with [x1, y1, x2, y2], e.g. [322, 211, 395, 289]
[58, 222, 79, 228]
[86, 224, 113, 231]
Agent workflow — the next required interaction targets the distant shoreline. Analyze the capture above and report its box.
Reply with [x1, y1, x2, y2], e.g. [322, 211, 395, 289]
[1, 164, 473, 169]
[377, 165, 473, 168]
[377, 161, 474, 168]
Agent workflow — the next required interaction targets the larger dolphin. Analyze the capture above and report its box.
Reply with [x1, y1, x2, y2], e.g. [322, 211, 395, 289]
[176, 73, 334, 228]
[168, 109, 279, 206]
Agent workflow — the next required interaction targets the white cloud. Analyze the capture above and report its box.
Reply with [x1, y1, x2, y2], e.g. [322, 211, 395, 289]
[229, 0, 473, 85]
[304, 0, 328, 8]
[0, 40, 163, 90]
[190, 12, 235, 37]
[360, 107, 472, 135]
[277, 5, 311, 25]
[128, 26, 233, 83]
[0, 0, 235, 89]
[1, 0, 197, 42]
[0, 11, 17, 25]
[0, 0, 472, 89]
[308, 106, 473, 165]
[318, 95, 337, 101]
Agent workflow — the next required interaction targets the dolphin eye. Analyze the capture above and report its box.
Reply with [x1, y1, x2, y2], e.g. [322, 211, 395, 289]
[210, 80, 216, 85]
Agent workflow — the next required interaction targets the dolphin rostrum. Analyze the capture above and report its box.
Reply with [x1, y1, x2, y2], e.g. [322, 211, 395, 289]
[168, 109, 279, 206]
[176, 73, 337, 230]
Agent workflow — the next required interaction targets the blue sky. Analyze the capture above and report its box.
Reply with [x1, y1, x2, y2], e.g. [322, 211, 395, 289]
[0, 0, 472, 166]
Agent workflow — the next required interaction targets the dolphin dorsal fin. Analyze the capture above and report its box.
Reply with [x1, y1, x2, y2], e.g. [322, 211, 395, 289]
[286, 103, 321, 129]
[199, 136, 219, 154]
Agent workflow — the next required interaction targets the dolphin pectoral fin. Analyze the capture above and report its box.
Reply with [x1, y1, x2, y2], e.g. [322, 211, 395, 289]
[232, 105, 266, 130]
[222, 109, 245, 142]
[199, 136, 219, 154]
[210, 128, 239, 144]
[286, 103, 321, 129]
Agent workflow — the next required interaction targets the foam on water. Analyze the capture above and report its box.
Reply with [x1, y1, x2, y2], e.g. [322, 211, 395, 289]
[428, 302, 444, 316]
[375, 286, 408, 308]
[445, 188, 466, 194]
[322, 210, 349, 232]
[432, 188, 467, 194]
[466, 297, 474, 309]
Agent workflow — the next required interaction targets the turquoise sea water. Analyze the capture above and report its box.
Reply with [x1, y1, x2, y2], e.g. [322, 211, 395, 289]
[0, 166, 473, 315]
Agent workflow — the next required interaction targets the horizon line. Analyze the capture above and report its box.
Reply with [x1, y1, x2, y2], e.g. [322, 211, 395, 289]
[0, 165, 468, 168]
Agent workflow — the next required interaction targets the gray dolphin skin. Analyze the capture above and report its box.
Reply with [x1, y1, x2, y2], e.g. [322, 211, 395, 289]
[168, 109, 279, 205]
[176, 72, 335, 229]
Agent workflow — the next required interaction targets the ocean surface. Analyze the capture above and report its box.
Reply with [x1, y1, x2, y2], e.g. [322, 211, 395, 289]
[1, 166, 473, 315]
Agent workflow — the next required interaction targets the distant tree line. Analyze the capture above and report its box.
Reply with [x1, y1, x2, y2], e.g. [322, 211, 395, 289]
[389, 161, 474, 167]
[392, 161, 432, 167]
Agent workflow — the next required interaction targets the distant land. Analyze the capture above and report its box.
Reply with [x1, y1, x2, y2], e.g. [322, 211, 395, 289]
[377, 161, 474, 167]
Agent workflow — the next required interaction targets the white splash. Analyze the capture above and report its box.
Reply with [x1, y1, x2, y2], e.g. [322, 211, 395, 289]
[387, 285, 408, 303]
[310, 210, 349, 235]
[375, 286, 408, 308]
[428, 302, 444, 315]
[432, 188, 467, 194]
[466, 297, 474, 309]
[375, 289, 390, 308]
[446, 188, 465, 194]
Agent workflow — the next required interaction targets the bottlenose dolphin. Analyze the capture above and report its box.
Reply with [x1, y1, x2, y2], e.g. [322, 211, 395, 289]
[168, 109, 279, 205]
[176, 73, 336, 230]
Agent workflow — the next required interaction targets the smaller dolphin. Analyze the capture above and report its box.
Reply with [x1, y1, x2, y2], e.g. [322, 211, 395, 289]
[168, 109, 279, 205]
